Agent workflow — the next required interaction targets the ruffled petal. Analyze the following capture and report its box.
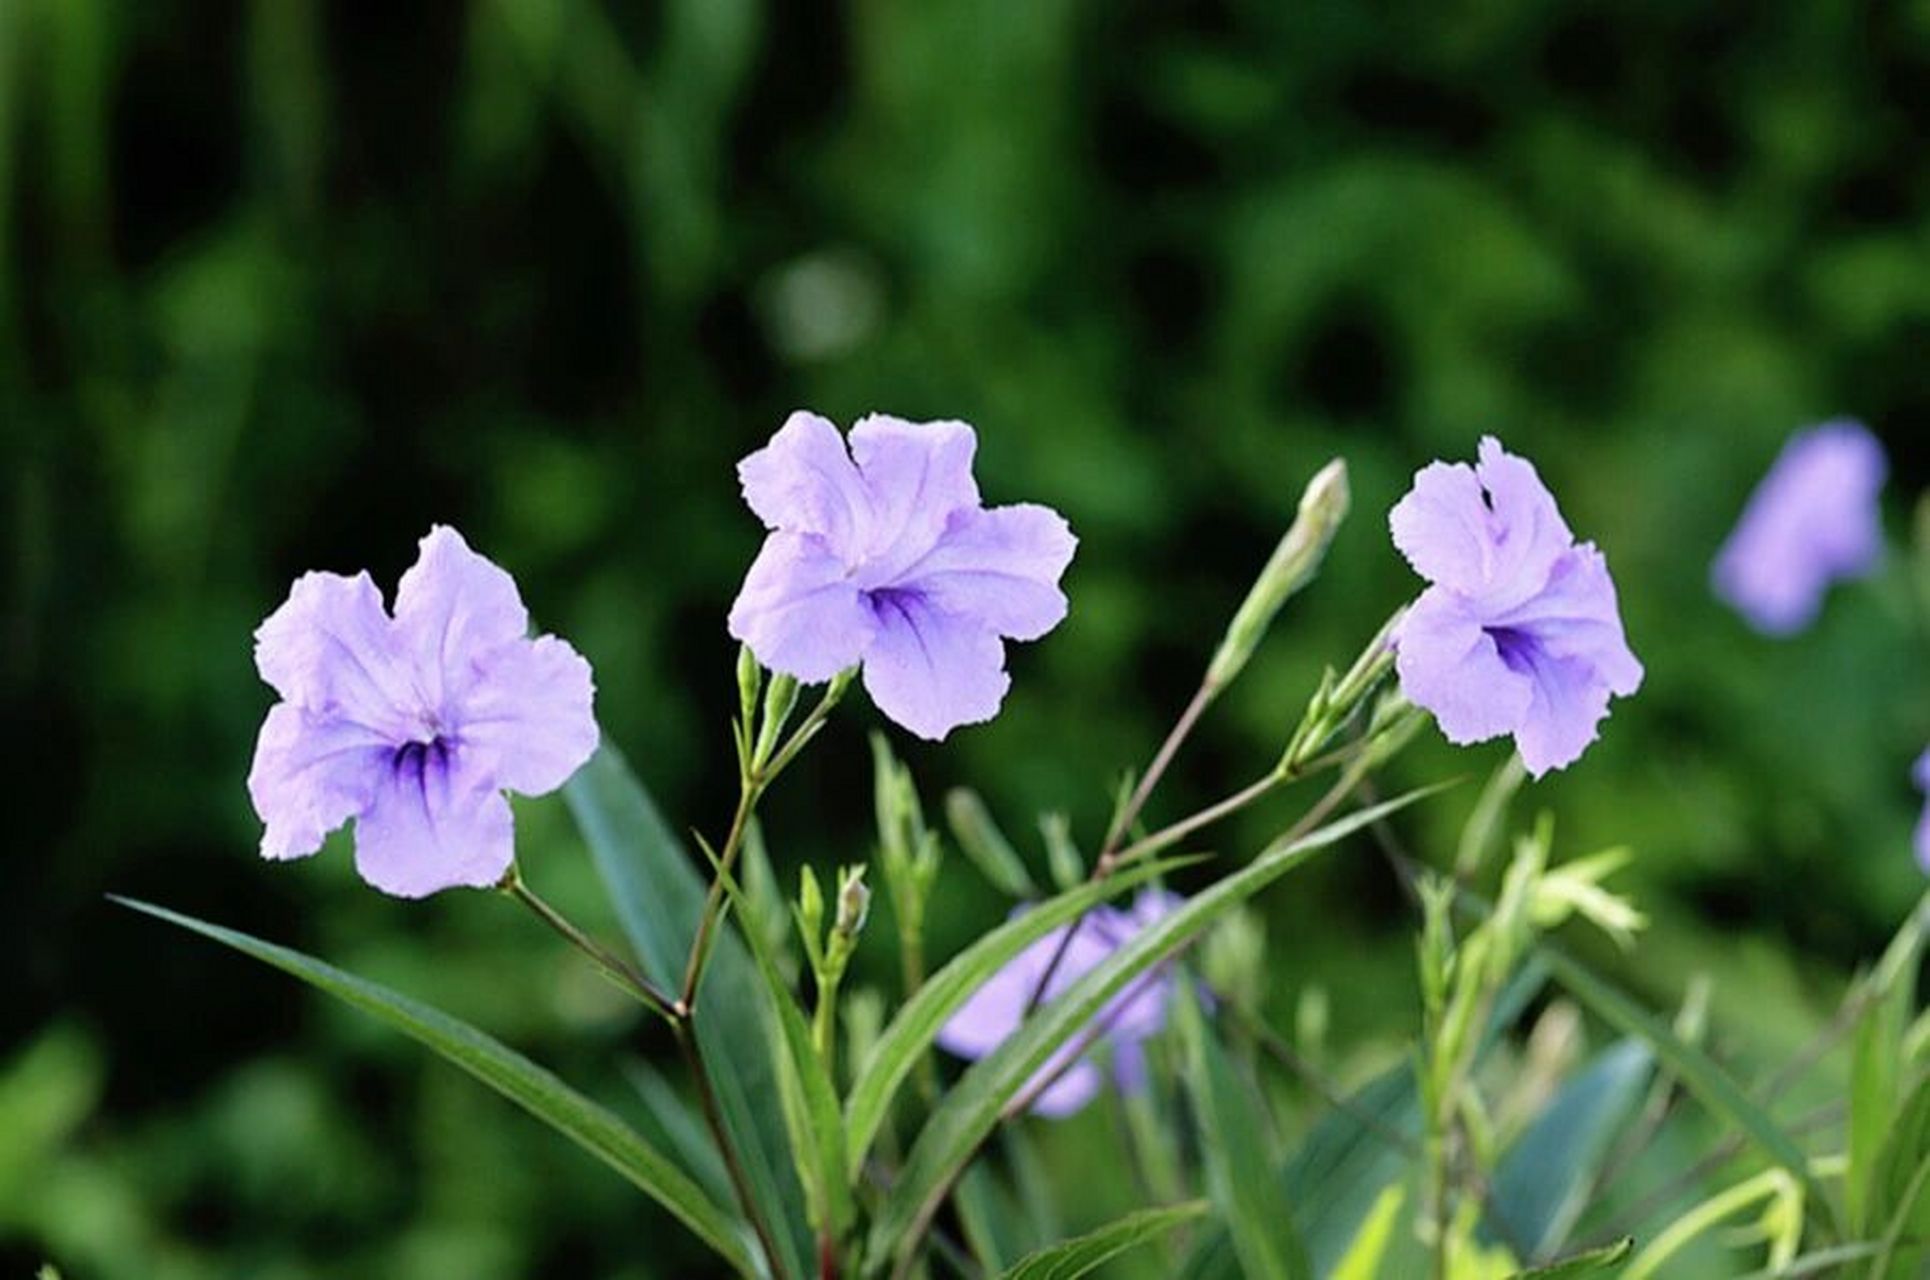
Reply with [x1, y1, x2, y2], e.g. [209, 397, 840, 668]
[1472, 436, 1576, 607]
[848, 415, 981, 572]
[454, 635, 599, 796]
[247, 704, 391, 861]
[861, 592, 1010, 741]
[1395, 587, 1534, 747]
[393, 526, 531, 711]
[1389, 460, 1493, 595]
[1508, 647, 1615, 778]
[898, 503, 1076, 640]
[1489, 545, 1643, 697]
[254, 570, 417, 736]
[738, 411, 873, 553]
[352, 741, 514, 898]
[728, 532, 878, 682]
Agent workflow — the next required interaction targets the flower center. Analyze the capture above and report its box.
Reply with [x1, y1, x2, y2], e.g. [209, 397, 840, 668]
[391, 736, 453, 786]
[1486, 625, 1537, 675]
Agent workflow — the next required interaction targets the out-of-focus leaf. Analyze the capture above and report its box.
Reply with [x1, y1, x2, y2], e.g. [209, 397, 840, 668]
[565, 741, 813, 1278]
[1865, 1074, 1930, 1279]
[1175, 985, 1309, 1280]
[1538, 946, 1837, 1238]
[1331, 1185, 1405, 1280]
[1506, 1237, 1632, 1278]
[1849, 894, 1927, 1231]
[996, 1201, 1208, 1280]
[116, 898, 757, 1274]
[843, 851, 1194, 1184]
[946, 787, 1039, 899]
[622, 1058, 734, 1210]
[1486, 1040, 1653, 1259]
[867, 786, 1447, 1275]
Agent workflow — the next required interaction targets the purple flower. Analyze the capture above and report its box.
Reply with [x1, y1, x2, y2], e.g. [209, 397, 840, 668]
[247, 527, 598, 898]
[936, 889, 1179, 1117]
[1712, 421, 1887, 635]
[728, 412, 1076, 741]
[1915, 750, 1930, 873]
[1390, 437, 1643, 778]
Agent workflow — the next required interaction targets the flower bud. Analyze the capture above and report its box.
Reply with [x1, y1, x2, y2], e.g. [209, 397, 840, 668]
[736, 644, 762, 732]
[1205, 458, 1350, 692]
[753, 672, 802, 768]
[833, 865, 871, 941]
[795, 864, 825, 967]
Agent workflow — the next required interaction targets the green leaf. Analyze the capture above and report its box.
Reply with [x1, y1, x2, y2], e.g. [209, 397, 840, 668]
[116, 898, 757, 1274]
[843, 851, 1196, 1184]
[1330, 1186, 1405, 1280]
[1175, 985, 1310, 1280]
[1538, 945, 1839, 1238]
[565, 741, 813, 1278]
[713, 836, 854, 1239]
[946, 787, 1039, 899]
[1506, 1237, 1632, 1278]
[996, 1201, 1209, 1280]
[867, 785, 1447, 1274]
[1849, 893, 1927, 1233]
[1865, 1073, 1930, 1279]
[623, 1057, 735, 1209]
[1180, 963, 1547, 1280]
[1486, 1040, 1653, 1259]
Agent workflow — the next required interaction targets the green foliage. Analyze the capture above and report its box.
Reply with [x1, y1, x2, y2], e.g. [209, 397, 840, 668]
[113, 899, 757, 1273]
[994, 1201, 1208, 1280]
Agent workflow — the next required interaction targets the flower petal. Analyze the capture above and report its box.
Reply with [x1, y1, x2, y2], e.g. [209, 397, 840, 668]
[1915, 750, 1930, 873]
[1488, 544, 1643, 697]
[899, 503, 1076, 640]
[1508, 647, 1615, 778]
[728, 532, 878, 682]
[254, 570, 417, 736]
[1712, 421, 1887, 635]
[248, 703, 390, 861]
[1395, 587, 1533, 747]
[455, 635, 599, 796]
[848, 415, 981, 572]
[1027, 1059, 1104, 1117]
[1473, 436, 1576, 607]
[393, 526, 532, 712]
[738, 410, 873, 552]
[352, 741, 514, 898]
[861, 593, 1010, 741]
[1389, 459, 1492, 594]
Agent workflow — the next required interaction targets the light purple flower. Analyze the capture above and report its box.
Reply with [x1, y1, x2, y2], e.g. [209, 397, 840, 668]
[727, 412, 1076, 741]
[936, 889, 1179, 1117]
[1915, 750, 1930, 873]
[247, 526, 598, 898]
[1712, 421, 1887, 635]
[1390, 436, 1643, 777]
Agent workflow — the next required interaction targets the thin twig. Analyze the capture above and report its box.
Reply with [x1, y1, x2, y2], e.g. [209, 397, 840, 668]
[501, 872, 678, 1020]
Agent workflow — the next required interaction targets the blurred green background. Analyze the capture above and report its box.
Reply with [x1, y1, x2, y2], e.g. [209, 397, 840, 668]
[3, 0, 1927, 1275]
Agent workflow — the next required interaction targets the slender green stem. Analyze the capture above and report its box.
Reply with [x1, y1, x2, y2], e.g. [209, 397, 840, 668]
[679, 780, 761, 1012]
[500, 869, 678, 1021]
[675, 1018, 788, 1280]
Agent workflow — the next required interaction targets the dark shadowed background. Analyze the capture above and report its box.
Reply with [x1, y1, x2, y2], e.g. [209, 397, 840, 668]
[3, 2, 1927, 1276]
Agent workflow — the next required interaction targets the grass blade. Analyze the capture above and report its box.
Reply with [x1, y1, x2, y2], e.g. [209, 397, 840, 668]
[996, 1201, 1208, 1280]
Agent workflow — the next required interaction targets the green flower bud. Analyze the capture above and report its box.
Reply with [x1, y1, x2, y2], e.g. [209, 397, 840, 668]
[1205, 458, 1350, 693]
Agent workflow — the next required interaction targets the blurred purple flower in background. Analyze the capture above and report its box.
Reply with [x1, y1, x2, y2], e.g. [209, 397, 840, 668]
[1915, 750, 1930, 873]
[936, 889, 1180, 1117]
[728, 411, 1076, 741]
[1712, 421, 1887, 635]
[1390, 437, 1643, 777]
[248, 526, 597, 898]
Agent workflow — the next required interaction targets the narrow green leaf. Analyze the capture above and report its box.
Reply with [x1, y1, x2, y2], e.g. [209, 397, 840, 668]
[565, 742, 813, 1278]
[843, 851, 1196, 1184]
[1486, 1040, 1653, 1259]
[1538, 945, 1839, 1238]
[1330, 1186, 1405, 1280]
[1176, 986, 1311, 1280]
[1866, 1074, 1930, 1279]
[1849, 893, 1927, 1232]
[622, 1057, 735, 1210]
[1506, 1237, 1632, 1278]
[1180, 964, 1547, 1280]
[116, 898, 756, 1274]
[715, 841, 853, 1239]
[947, 787, 1039, 899]
[868, 785, 1447, 1273]
[997, 1201, 1209, 1280]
